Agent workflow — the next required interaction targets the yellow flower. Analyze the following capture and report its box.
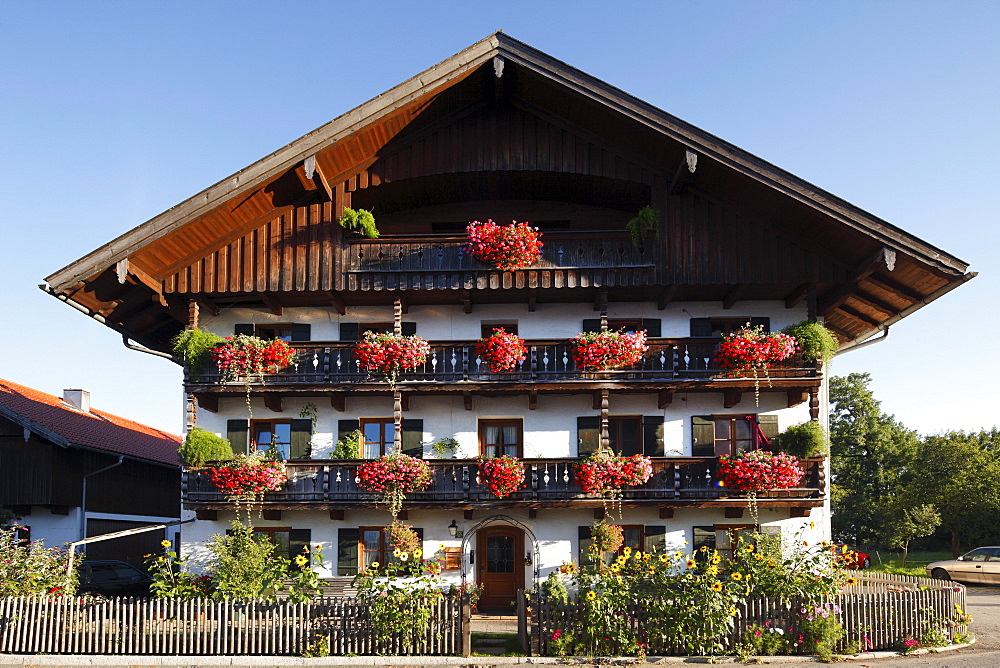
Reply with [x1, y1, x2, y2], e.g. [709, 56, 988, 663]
[609, 563, 621, 573]
[699, 546, 708, 552]
[413, 548, 422, 558]
[728, 607, 738, 616]
[560, 563, 578, 575]
[766, 559, 776, 568]
[623, 546, 632, 556]
[746, 544, 755, 552]
[143, 554, 152, 558]
[399, 552, 409, 562]
[642, 553, 651, 562]
[711, 554, 721, 564]
[393, 548, 401, 557]
[370, 561, 380, 569]
[294, 555, 308, 566]
[754, 554, 763, 561]
[585, 591, 596, 600]
[711, 581, 723, 592]
[674, 550, 683, 558]
[707, 565, 719, 576]
[647, 567, 656, 575]
[809, 521, 816, 530]
[731, 572, 743, 581]
[616, 555, 627, 565]
[161, 539, 172, 548]
[659, 554, 669, 563]
[845, 577, 858, 586]
[685, 560, 696, 569]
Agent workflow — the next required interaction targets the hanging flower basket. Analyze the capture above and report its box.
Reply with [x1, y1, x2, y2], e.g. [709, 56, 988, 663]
[207, 454, 287, 503]
[212, 335, 296, 382]
[590, 521, 624, 553]
[465, 220, 543, 271]
[570, 330, 648, 371]
[574, 450, 653, 495]
[717, 450, 804, 493]
[356, 452, 433, 518]
[385, 520, 422, 558]
[714, 325, 798, 404]
[476, 328, 528, 373]
[477, 455, 526, 498]
[354, 331, 431, 386]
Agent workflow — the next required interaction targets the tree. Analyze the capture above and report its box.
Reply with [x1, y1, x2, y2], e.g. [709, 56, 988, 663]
[905, 431, 1000, 556]
[828, 373, 919, 546]
[886, 504, 940, 566]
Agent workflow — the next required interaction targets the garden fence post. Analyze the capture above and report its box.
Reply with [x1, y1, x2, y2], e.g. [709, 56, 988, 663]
[461, 595, 472, 657]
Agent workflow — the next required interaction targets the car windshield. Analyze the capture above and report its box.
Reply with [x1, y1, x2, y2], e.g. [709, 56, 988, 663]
[963, 548, 991, 562]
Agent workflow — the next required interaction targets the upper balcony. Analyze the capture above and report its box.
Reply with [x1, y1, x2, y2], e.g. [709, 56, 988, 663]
[182, 457, 826, 513]
[338, 231, 661, 291]
[184, 338, 820, 392]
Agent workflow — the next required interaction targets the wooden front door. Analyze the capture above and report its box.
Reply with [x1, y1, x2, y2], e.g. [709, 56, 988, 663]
[476, 526, 524, 612]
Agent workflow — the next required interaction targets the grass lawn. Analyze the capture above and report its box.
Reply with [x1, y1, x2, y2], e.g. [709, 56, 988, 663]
[866, 550, 954, 577]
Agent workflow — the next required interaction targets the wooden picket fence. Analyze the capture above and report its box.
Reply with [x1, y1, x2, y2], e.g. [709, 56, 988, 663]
[531, 574, 969, 656]
[0, 595, 469, 656]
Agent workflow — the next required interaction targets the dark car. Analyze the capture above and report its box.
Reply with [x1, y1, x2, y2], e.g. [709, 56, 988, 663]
[832, 544, 871, 569]
[78, 560, 152, 596]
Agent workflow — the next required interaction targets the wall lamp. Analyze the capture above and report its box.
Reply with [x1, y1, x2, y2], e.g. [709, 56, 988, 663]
[448, 519, 464, 538]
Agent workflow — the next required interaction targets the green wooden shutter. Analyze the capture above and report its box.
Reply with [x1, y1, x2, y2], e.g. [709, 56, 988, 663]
[758, 414, 779, 443]
[290, 419, 313, 459]
[644, 526, 667, 554]
[234, 324, 255, 336]
[582, 319, 601, 333]
[401, 322, 417, 336]
[691, 416, 715, 457]
[577, 416, 600, 457]
[339, 323, 359, 341]
[337, 528, 359, 576]
[689, 318, 712, 337]
[227, 419, 250, 455]
[642, 415, 665, 456]
[289, 529, 311, 571]
[641, 319, 662, 337]
[578, 526, 596, 566]
[749, 317, 770, 332]
[291, 324, 311, 341]
[402, 419, 424, 458]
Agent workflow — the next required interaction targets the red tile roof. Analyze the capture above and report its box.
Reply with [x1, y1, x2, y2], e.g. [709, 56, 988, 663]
[0, 378, 181, 466]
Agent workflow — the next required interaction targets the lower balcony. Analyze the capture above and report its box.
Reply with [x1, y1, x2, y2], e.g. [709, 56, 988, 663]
[182, 458, 825, 514]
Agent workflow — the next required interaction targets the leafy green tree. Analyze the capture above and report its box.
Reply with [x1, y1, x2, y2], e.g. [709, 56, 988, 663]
[829, 373, 919, 546]
[905, 431, 1000, 556]
[0, 526, 78, 595]
[886, 503, 940, 566]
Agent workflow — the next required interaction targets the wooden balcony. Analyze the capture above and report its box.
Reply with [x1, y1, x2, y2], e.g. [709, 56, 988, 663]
[338, 231, 662, 291]
[182, 458, 825, 512]
[186, 338, 820, 390]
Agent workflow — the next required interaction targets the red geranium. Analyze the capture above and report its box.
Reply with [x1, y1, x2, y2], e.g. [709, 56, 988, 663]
[356, 452, 433, 517]
[212, 335, 296, 382]
[354, 331, 431, 386]
[717, 450, 804, 493]
[476, 328, 528, 373]
[714, 325, 798, 374]
[208, 454, 287, 502]
[575, 450, 653, 495]
[477, 455, 526, 498]
[570, 330, 648, 371]
[465, 220, 543, 271]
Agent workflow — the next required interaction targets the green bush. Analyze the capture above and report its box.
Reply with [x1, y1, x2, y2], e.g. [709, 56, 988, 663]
[626, 206, 659, 247]
[0, 526, 78, 595]
[207, 521, 288, 599]
[171, 328, 224, 377]
[773, 421, 829, 458]
[781, 321, 839, 364]
[338, 207, 379, 239]
[331, 429, 362, 459]
[178, 427, 234, 466]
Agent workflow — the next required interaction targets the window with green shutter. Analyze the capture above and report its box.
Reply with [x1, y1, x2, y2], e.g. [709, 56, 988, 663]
[337, 528, 359, 576]
[691, 414, 779, 456]
[227, 419, 250, 455]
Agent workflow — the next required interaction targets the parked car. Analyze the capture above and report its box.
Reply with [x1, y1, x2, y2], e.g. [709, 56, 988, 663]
[78, 560, 152, 596]
[927, 547, 1000, 584]
[832, 544, 870, 569]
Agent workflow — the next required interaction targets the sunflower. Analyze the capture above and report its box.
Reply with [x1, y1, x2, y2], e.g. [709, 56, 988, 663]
[711, 554, 721, 564]
[711, 581, 723, 592]
[731, 572, 743, 581]
[609, 563, 621, 573]
[642, 553, 651, 562]
[685, 559, 696, 569]
[754, 554, 763, 561]
[161, 539, 172, 548]
[294, 554, 308, 566]
[699, 545, 708, 552]
[707, 565, 719, 576]
[767, 559, 776, 568]
[623, 546, 632, 556]
[370, 561, 380, 569]
[585, 591, 597, 601]
[659, 554, 669, 563]
[647, 567, 656, 575]
[560, 563, 578, 575]
[845, 577, 858, 586]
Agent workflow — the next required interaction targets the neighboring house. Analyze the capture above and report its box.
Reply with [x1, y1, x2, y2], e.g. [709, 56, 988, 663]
[0, 379, 181, 564]
[42, 34, 972, 609]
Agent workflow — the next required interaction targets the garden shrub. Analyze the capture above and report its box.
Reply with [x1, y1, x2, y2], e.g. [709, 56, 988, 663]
[330, 429, 361, 459]
[171, 328, 224, 377]
[771, 421, 829, 458]
[781, 321, 839, 364]
[178, 427, 234, 466]
[0, 525, 78, 595]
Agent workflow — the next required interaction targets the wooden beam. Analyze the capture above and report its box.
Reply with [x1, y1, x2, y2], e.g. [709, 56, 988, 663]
[658, 390, 674, 409]
[789, 507, 812, 518]
[461, 290, 472, 314]
[839, 303, 881, 328]
[261, 293, 283, 316]
[592, 391, 603, 411]
[528, 509, 538, 520]
[527, 289, 537, 312]
[464, 510, 475, 520]
[817, 281, 858, 315]
[852, 290, 899, 317]
[195, 394, 219, 413]
[330, 394, 346, 412]
[329, 509, 345, 521]
[659, 507, 675, 519]
[463, 392, 472, 411]
[528, 390, 537, 411]
[195, 296, 219, 317]
[723, 388, 743, 408]
[264, 395, 283, 413]
[399, 393, 409, 412]
[593, 287, 608, 312]
[656, 285, 678, 310]
[722, 284, 746, 309]
[866, 274, 923, 303]
[305, 155, 334, 200]
[668, 150, 698, 195]
[395, 293, 409, 314]
[324, 291, 347, 315]
[262, 510, 282, 521]
[787, 389, 807, 408]
[195, 509, 218, 521]
[724, 507, 744, 519]
[593, 508, 605, 520]
[397, 510, 408, 520]
[809, 388, 820, 421]
[784, 283, 813, 309]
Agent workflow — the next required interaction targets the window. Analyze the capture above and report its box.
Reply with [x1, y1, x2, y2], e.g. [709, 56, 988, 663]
[617, 525, 644, 557]
[608, 416, 642, 456]
[481, 322, 518, 337]
[360, 418, 395, 458]
[357, 526, 424, 570]
[255, 324, 294, 341]
[251, 527, 291, 561]
[693, 526, 715, 559]
[252, 420, 292, 459]
[690, 317, 769, 337]
[479, 419, 523, 458]
[234, 323, 310, 341]
[692, 414, 778, 457]
[339, 322, 416, 340]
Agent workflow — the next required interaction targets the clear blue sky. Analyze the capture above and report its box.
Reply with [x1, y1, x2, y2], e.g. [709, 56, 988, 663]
[1, 1, 996, 436]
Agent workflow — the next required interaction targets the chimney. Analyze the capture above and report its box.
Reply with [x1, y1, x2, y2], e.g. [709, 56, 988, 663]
[63, 389, 91, 413]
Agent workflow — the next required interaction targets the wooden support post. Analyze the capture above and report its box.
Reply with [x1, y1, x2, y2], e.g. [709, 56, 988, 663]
[464, 510, 475, 520]
[787, 389, 807, 408]
[393, 391, 402, 451]
[187, 299, 199, 330]
[725, 507, 744, 519]
[196, 393, 219, 413]
[528, 390, 537, 410]
[659, 507, 675, 519]
[528, 509, 538, 519]
[527, 289, 537, 312]
[599, 389, 610, 451]
[463, 392, 473, 411]
[461, 598, 472, 657]
[185, 393, 197, 431]
[393, 299, 403, 335]
[329, 509, 345, 521]
[809, 387, 820, 421]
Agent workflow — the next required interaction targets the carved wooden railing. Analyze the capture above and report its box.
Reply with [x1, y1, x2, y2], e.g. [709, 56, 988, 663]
[187, 338, 818, 386]
[182, 458, 824, 506]
[344, 231, 657, 274]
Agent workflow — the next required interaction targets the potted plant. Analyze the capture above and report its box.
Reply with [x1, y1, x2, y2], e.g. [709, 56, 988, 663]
[625, 206, 660, 248]
[570, 329, 648, 371]
[337, 206, 379, 238]
[177, 426, 234, 466]
[171, 328, 224, 379]
[465, 219, 543, 271]
[353, 330, 431, 387]
[590, 521, 624, 553]
[575, 450, 653, 518]
[476, 327, 528, 373]
[477, 455, 526, 498]
[356, 451, 433, 518]
[713, 325, 798, 404]
[385, 520, 422, 561]
[207, 453, 287, 505]
[717, 449, 804, 521]
[771, 421, 829, 458]
[211, 334, 296, 417]
[780, 320, 839, 366]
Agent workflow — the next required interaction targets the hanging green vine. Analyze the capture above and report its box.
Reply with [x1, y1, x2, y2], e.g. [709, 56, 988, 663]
[338, 207, 380, 238]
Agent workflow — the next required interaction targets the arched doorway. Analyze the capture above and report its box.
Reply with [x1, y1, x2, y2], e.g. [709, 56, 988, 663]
[475, 524, 525, 612]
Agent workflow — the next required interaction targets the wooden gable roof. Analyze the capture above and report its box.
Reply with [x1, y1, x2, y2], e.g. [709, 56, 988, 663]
[44, 33, 973, 353]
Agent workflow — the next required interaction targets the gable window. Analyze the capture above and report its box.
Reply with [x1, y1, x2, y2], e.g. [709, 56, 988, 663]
[360, 418, 395, 458]
[479, 419, 523, 458]
[691, 414, 778, 457]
